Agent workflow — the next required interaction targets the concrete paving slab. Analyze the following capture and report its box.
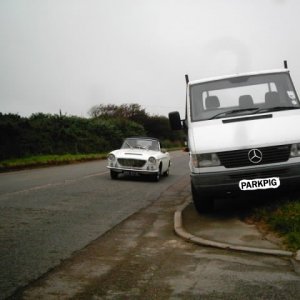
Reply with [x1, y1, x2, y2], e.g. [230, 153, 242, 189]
[176, 199, 294, 257]
[182, 201, 280, 249]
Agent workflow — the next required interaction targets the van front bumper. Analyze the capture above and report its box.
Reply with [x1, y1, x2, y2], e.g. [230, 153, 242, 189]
[191, 163, 300, 194]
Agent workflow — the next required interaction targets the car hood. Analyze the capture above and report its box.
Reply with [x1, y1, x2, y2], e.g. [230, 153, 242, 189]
[189, 110, 300, 153]
[111, 148, 158, 159]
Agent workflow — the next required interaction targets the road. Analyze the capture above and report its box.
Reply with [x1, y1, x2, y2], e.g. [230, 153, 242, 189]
[0, 151, 190, 299]
[15, 173, 300, 299]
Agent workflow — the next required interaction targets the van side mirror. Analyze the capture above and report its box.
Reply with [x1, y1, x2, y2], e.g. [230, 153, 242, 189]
[169, 111, 183, 130]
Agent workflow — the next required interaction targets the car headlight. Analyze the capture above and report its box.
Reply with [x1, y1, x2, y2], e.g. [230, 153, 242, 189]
[148, 156, 156, 164]
[191, 153, 221, 167]
[290, 143, 300, 157]
[108, 153, 116, 161]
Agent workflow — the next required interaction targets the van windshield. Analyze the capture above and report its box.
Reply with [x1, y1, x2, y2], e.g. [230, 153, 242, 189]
[190, 72, 300, 121]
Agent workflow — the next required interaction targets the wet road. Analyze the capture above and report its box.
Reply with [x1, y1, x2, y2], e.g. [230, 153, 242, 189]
[17, 175, 300, 300]
[0, 151, 189, 299]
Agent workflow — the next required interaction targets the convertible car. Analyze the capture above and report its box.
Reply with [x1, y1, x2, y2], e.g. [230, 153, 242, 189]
[107, 137, 171, 181]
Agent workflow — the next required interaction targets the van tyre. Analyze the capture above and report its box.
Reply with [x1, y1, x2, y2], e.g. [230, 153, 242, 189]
[191, 182, 214, 213]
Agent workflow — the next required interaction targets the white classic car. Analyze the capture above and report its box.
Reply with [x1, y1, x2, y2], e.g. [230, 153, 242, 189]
[107, 137, 171, 181]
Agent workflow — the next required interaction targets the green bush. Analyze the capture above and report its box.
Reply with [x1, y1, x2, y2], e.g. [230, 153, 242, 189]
[0, 113, 146, 160]
[0, 105, 184, 160]
[0, 153, 108, 170]
[252, 199, 300, 250]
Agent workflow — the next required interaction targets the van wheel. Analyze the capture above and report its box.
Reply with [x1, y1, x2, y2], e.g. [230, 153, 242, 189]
[191, 182, 214, 213]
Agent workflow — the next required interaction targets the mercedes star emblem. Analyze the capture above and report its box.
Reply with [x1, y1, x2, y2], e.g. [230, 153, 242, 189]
[248, 149, 263, 164]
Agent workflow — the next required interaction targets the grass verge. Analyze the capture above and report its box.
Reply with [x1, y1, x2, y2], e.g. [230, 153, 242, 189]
[0, 153, 108, 172]
[0, 148, 182, 172]
[250, 197, 300, 251]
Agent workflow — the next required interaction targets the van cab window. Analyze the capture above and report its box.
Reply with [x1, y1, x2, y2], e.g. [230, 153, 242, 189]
[190, 73, 300, 121]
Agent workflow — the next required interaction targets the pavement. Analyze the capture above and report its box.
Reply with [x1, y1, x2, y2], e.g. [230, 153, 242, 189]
[175, 194, 300, 263]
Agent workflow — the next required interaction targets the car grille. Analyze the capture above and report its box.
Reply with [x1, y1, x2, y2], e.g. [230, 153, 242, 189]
[217, 145, 291, 168]
[117, 158, 146, 168]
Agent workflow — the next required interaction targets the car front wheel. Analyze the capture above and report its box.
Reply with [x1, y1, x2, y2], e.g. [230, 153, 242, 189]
[153, 171, 160, 182]
[110, 170, 119, 180]
[163, 162, 170, 177]
[153, 165, 162, 182]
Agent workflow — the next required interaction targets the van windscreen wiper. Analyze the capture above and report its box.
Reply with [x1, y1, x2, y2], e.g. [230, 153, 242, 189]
[254, 106, 300, 114]
[209, 108, 259, 120]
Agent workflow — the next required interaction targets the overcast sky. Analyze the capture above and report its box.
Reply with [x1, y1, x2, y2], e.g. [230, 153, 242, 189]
[1, 0, 299, 117]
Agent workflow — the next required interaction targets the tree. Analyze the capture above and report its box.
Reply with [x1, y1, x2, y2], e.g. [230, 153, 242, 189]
[89, 104, 119, 118]
[89, 103, 184, 145]
[88, 103, 148, 124]
[0, 103, 184, 161]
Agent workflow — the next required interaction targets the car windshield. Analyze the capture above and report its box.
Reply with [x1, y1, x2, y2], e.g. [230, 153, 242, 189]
[121, 138, 160, 151]
[190, 72, 300, 121]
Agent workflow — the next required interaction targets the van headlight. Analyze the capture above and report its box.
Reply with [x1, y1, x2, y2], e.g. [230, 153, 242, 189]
[290, 144, 300, 157]
[191, 153, 221, 167]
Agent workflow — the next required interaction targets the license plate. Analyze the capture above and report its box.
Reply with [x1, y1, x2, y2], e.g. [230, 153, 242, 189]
[124, 171, 139, 176]
[239, 177, 280, 191]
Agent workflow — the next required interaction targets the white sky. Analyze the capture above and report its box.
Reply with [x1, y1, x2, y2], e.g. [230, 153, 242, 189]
[1, 0, 299, 117]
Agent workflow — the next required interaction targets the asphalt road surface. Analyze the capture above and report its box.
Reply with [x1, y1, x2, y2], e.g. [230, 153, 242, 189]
[0, 151, 190, 299]
[14, 174, 300, 299]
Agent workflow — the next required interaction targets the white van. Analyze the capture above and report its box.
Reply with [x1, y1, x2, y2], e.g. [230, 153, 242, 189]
[169, 65, 300, 213]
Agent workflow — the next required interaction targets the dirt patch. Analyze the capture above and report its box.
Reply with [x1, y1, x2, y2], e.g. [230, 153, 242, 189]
[244, 216, 286, 249]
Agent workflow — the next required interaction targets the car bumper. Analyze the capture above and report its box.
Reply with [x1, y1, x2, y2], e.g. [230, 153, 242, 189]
[191, 163, 300, 194]
[107, 166, 159, 174]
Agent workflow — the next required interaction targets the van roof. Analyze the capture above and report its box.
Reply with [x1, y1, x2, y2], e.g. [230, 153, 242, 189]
[189, 69, 289, 86]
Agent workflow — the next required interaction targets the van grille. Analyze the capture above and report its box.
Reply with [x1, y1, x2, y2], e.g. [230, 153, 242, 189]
[217, 145, 291, 168]
[229, 168, 289, 180]
[117, 158, 146, 168]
